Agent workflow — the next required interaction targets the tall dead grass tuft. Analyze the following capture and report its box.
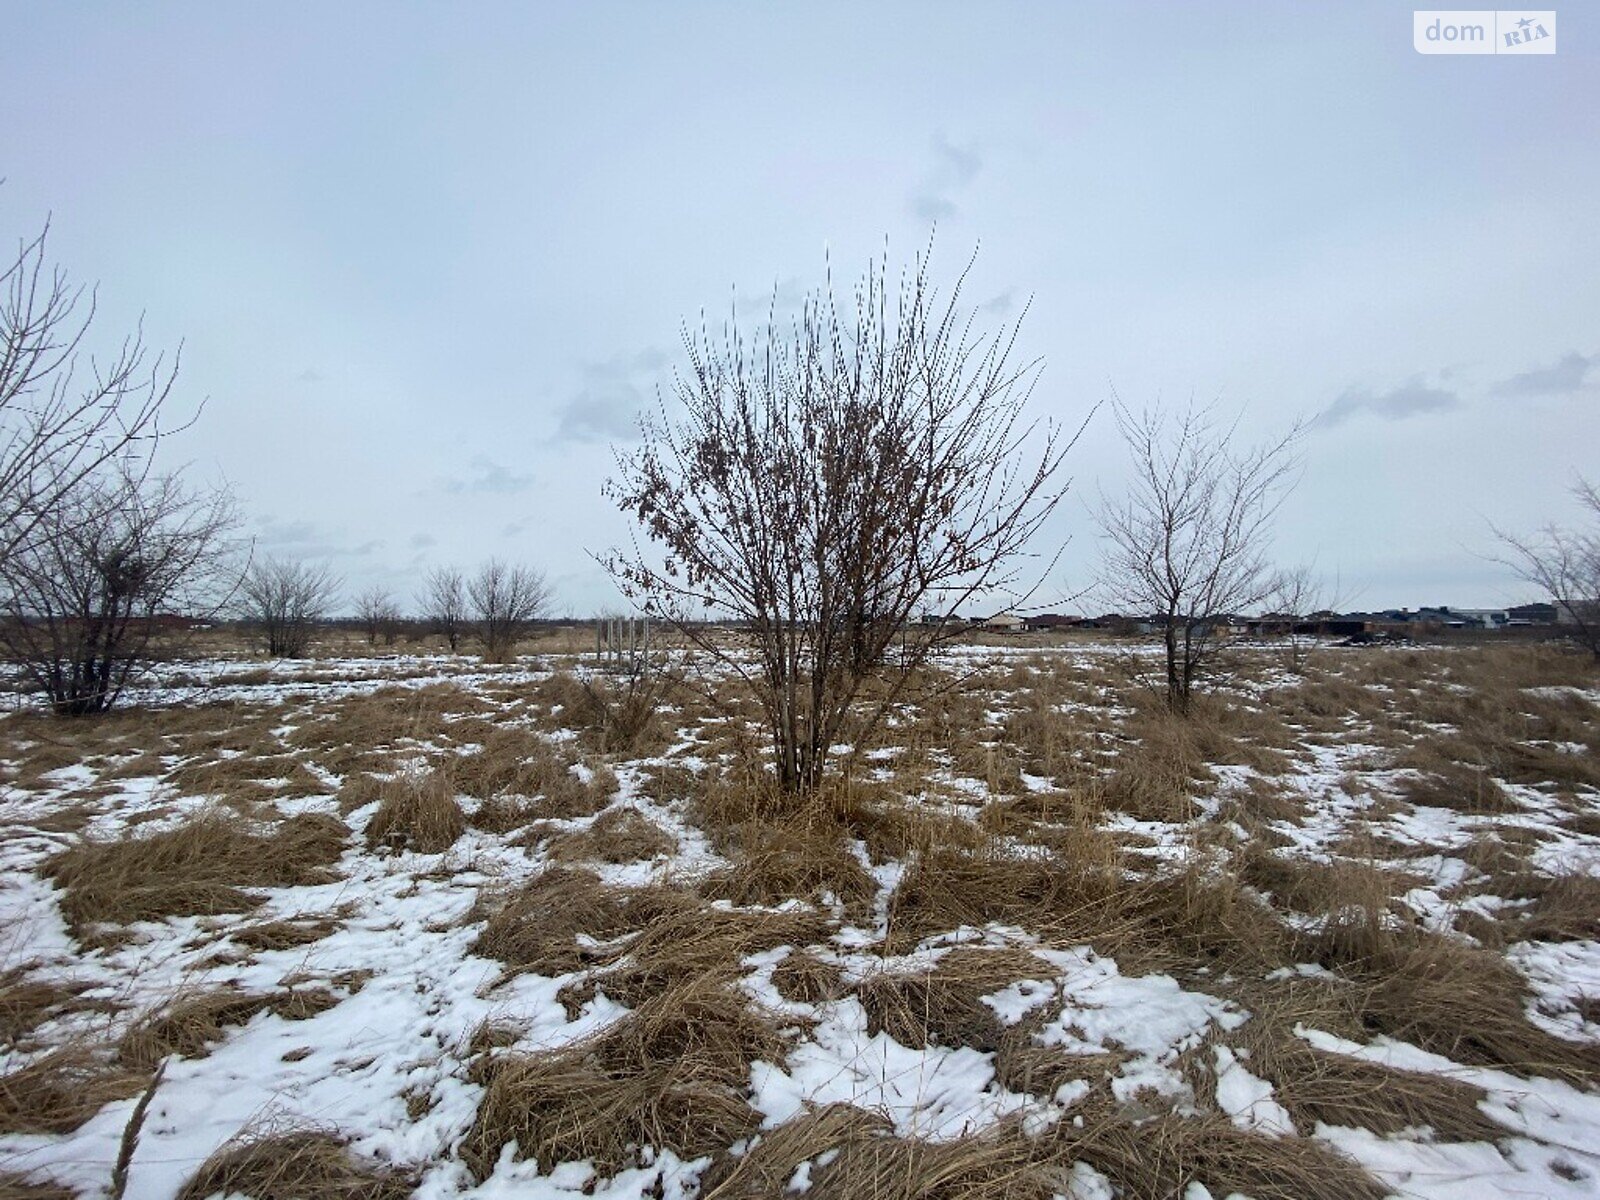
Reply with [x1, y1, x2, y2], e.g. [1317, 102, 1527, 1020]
[364, 770, 465, 853]
[547, 806, 677, 863]
[702, 818, 876, 913]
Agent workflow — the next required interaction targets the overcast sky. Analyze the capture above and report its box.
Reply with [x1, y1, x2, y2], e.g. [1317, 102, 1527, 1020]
[3, 1, 1596, 615]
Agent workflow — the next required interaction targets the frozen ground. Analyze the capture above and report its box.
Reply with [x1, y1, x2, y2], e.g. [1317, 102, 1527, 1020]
[1, 640, 1597, 1198]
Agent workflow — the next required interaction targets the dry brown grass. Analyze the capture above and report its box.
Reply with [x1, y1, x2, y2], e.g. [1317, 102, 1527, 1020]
[454, 728, 617, 822]
[704, 1108, 1068, 1200]
[702, 818, 876, 913]
[471, 867, 636, 977]
[1230, 1013, 1507, 1142]
[1049, 1099, 1389, 1200]
[364, 769, 465, 853]
[770, 949, 846, 1005]
[1396, 760, 1519, 814]
[0, 1172, 74, 1199]
[0, 1042, 146, 1135]
[1296, 921, 1597, 1083]
[547, 806, 677, 863]
[566, 894, 833, 1014]
[176, 1127, 417, 1200]
[0, 970, 99, 1050]
[463, 977, 788, 1179]
[43, 810, 347, 936]
[883, 842, 1125, 954]
[856, 948, 1055, 1052]
[286, 683, 489, 757]
[1236, 842, 1424, 920]
[230, 913, 342, 951]
[117, 985, 340, 1073]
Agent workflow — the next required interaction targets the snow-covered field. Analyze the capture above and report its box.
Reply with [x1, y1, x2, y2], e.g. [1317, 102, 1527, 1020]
[1, 641, 1597, 1198]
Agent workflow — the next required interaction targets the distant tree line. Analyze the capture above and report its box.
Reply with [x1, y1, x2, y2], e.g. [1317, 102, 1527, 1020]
[4, 207, 1594, 732]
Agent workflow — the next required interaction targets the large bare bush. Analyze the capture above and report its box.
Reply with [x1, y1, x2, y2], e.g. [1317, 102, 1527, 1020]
[239, 557, 341, 658]
[605, 250, 1080, 794]
[0, 466, 239, 714]
[1097, 398, 1300, 713]
[468, 559, 550, 661]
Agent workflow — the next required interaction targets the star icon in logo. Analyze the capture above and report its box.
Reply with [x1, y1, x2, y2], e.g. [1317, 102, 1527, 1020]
[1517, 16, 1534, 29]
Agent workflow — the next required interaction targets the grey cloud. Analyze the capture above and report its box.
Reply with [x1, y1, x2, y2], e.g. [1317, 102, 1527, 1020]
[553, 348, 669, 444]
[981, 288, 1019, 316]
[502, 519, 529, 537]
[253, 517, 381, 559]
[409, 532, 437, 549]
[443, 455, 534, 494]
[295, 367, 323, 383]
[1316, 377, 1460, 428]
[1491, 351, 1594, 397]
[910, 133, 982, 221]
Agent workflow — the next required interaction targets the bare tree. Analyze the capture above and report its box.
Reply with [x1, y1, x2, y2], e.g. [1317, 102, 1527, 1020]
[1097, 397, 1301, 714]
[1494, 477, 1600, 659]
[355, 585, 400, 646]
[605, 249, 1080, 795]
[468, 559, 550, 661]
[2, 213, 181, 566]
[419, 565, 466, 652]
[0, 466, 240, 714]
[239, 557, 341, 658]
[1264, 563, 1348, 673]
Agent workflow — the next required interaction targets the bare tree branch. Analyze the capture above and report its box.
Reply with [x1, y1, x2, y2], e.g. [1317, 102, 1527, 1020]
[604, 246, 1084, 795]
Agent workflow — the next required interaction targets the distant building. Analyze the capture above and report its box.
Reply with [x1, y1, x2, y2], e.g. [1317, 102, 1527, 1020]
[1507, 602, 1559, 625]
[1024, 614, 1081, 632]
[982, 613, 1027, 632]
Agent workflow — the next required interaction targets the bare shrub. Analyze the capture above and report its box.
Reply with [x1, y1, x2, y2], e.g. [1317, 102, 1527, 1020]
[1493, 475, 1600, 659]
[238, 557, 340, 658]
[354, 585, 400, 646]
[1, 211, 178, 567]
[605, 248, 1081, 794]
[0, 466, 240, 715]
[467, 558, 550, 661]
[418, 565, 466, 652]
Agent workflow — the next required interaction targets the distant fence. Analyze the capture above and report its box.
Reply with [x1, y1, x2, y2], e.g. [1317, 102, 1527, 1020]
[595, 616, 651, 671]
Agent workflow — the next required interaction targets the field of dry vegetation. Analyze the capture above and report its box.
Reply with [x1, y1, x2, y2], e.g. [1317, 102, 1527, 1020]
[1, 635, 1597, 1199]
